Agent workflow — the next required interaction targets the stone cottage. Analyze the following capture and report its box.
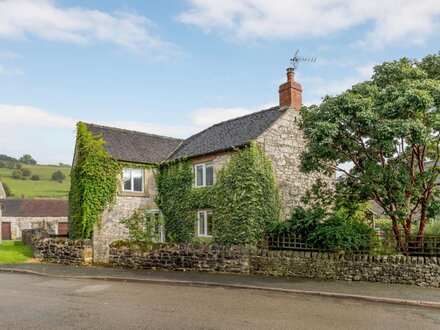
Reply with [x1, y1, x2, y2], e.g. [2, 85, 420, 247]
[0, 199, 68, 241]
[73, 67, 334, 262]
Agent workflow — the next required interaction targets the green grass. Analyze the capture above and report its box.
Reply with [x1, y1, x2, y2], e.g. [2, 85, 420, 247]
[0, 164, 71, 198]
[0, 241, 33, 264]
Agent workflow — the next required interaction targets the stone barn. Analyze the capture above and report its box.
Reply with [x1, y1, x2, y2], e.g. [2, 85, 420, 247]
[0, 199, 68, 241]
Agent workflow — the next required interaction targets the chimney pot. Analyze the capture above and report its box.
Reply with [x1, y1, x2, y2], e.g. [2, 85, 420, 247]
[279, 67, 302, 110]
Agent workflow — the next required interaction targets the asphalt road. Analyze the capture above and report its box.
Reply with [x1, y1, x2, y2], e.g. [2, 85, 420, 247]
[1, 273, 439, 330]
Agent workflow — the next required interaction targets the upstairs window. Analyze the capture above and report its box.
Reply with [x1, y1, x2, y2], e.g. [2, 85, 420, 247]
[194, 163, 214, 187]
[122, 168, 144, 193]
[197, 210, 213, 237]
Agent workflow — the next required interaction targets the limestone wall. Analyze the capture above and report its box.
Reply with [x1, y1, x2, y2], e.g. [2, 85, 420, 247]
[109, 243, 251, 273]
[2, 216, 67, 240]
[108, 244, 440, 287]
[93, 195, 157, 263]
[256, 109, 335, 219]
[22, 229, 92, 266]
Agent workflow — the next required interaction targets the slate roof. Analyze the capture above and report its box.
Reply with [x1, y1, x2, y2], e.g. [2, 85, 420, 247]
[0, 199, 68, 217]
[168, 106, 286, 160]
[86, 124, 183, 164]
[83, 106, 286, 164]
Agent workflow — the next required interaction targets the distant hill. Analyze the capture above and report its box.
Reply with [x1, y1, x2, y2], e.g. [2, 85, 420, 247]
[0, 164, 71, 198]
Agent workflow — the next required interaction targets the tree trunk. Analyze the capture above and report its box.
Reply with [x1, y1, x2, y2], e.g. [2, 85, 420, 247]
[417, 201, 428, 244]
[391, 216, 406, 253]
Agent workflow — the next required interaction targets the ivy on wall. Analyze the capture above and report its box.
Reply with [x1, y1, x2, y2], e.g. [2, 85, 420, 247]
[157, 141, 280, 245]
[69, 122, 156, 239]
[69, 122, 121, 239]
[213, 141, 281, 245]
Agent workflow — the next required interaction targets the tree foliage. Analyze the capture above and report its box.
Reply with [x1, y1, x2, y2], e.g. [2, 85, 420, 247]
[269, 181, 376, 252]
[19, 154, 37, 165]
[300, 53, 440, 247]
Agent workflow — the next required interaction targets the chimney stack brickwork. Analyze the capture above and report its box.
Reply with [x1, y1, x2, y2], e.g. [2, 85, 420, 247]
[279, 68, 303, 110]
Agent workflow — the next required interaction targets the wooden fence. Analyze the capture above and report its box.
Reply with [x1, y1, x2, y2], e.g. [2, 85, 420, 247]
[265, 233, 440, 256]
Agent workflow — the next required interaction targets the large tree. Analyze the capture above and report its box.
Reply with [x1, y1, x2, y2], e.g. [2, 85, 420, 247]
[300, 53, 440, 248]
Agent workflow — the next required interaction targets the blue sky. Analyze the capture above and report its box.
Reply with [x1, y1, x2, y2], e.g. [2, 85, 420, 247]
[1, 0, 439, 164]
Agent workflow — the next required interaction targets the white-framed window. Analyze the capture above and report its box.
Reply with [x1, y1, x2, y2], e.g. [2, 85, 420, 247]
[197, 210, 213, 237]
[194, 163, 214, 187]
[122, 168, 144, 192]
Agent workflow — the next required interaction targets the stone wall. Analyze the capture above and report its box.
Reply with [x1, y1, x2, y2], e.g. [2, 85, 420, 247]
[109, 243, 251, 273]
[250, 250, 440, 287]
[33, 237, 93, 266]
[21, 228, 49, 248]
[93, 194, 157, 263]
[22, 228, 92, 265]
[256, 108, 335, 219]
[4, 216, 67, 240]
[108, 244, 440, 287]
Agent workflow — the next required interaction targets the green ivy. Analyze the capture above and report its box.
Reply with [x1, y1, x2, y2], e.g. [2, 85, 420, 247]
[69, 122, 156, 239]
[68, 122, 120, 239]
[213, 141, 281, 245]
[156, 159, 199, 242]
[156, 141, 280, 245]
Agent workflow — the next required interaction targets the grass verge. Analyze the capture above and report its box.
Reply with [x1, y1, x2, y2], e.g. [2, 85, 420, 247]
[0, 241, 33, 264]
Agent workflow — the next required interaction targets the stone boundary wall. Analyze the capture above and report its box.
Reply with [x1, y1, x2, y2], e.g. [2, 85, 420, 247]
[21, 228, 49, 248]
[109, 243, 251, 273]
[250, 250, 440, 287]
[109, 243, 440, 287]
[22, 229, 92, 266]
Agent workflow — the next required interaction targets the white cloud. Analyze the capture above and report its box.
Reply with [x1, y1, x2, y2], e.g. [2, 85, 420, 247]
[0, 104, 76, 128]
[303, 62, 375, 100]
[0, 0, 176, 55]
[179, 0, 440, 47]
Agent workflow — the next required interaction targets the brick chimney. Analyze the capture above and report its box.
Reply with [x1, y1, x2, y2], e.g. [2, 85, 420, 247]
[279, 67, 302, 110]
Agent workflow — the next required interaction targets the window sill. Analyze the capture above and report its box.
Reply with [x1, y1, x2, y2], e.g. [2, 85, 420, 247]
[118, 190, 148, 197]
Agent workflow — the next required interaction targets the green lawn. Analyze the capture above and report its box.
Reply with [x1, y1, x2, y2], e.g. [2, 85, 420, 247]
[0, 164, 71, 198]
[0, 241, 33, 264]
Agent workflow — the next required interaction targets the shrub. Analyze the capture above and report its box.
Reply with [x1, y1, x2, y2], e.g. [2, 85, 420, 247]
[21, 168, 31, 177]
[6, 161, 15, 169]
[308, 212, 376, 252]
[0, 160, 5, 168]
[51, 170, 66, 182]
[120, 209, 164, 244]
[15, 163, 22, 170]
[31, 175, 40, 181]
[268, 181, 376, 252]
[11, 170, 22, 180]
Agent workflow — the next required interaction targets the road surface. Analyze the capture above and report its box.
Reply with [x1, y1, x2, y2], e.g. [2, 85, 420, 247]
[0, 273, 439, 329]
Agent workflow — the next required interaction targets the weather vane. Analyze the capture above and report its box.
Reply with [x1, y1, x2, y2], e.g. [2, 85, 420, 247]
[290, 49, 316, 70]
